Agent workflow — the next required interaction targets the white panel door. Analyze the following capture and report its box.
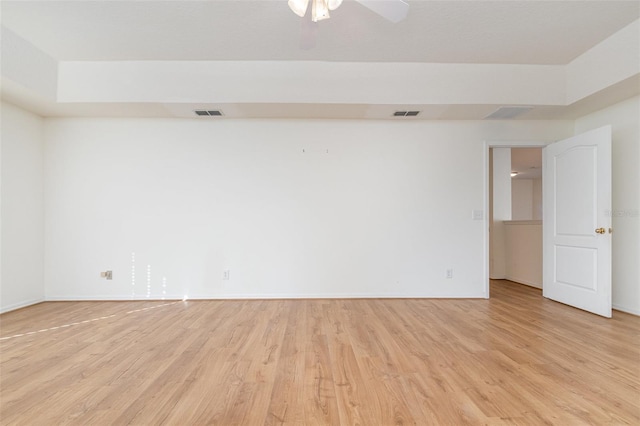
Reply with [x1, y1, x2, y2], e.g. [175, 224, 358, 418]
[543, 126, 612, 317]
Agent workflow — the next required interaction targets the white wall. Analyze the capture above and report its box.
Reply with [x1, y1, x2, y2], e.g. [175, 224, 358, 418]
[0, 102, 45, 312]
[511, 179, 533, 220]
[532, 178, 542, 220]
[43, 118, 571, 300]
[504, 221, 542, 289]
[512, 178, 543, 220]
[490, 148, 511, 279]
[575, 96, 640, 315]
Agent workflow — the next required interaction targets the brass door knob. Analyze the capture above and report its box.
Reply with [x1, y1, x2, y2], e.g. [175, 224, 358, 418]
[595, 227, 606, 234]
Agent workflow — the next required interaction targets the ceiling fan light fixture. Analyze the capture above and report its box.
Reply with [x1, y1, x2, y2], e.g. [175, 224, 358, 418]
[288, 0, 310, 17]
[327, 0, 343, 11]
[290, 0, 408, 24]
[312, 0, 331, 22]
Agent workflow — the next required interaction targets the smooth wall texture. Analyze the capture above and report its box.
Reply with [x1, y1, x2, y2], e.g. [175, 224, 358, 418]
[512, 178, 543, 221]
[504, 221, 542, 289]
[575, 96, 640, 315]
[1, 102, 45, 312]
[44, 118, 571, 300]
[512, 179, 533, 220]
[490, 148, 511, 279]
[532, 178, 543, 220]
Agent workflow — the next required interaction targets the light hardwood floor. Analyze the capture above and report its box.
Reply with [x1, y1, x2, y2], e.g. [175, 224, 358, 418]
[1, 280, 639, 425]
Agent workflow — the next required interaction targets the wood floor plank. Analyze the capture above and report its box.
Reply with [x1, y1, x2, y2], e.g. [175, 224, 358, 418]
[1, 280, 639, 425]
[265, 301, 306, 425]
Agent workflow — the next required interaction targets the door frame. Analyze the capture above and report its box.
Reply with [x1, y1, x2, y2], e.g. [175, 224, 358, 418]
[483, 140, 550, 298]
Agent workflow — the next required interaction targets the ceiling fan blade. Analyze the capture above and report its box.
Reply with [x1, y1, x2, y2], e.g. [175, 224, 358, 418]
[300, 18, 319, 50]
[355, 0, 409, 23]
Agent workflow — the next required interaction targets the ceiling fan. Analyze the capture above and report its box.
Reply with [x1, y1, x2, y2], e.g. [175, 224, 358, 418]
[288, 0, 410, 24]
[289, 0, 409, 49]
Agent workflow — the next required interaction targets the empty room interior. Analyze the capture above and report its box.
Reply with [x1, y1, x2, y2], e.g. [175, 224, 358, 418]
[1, 0, 639, 424]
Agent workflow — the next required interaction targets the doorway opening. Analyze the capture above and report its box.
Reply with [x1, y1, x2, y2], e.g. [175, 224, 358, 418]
[483, 141, 547, 298]
[484, 128, 613, 316]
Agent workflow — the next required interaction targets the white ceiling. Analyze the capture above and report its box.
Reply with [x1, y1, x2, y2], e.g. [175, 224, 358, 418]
[1, 1, 639, 119]
[2, 0, 638, 64]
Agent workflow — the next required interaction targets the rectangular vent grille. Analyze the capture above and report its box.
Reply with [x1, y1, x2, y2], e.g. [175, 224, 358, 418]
[394, 111, 420, 117]
[194, 110, 223, 117]
[484, 106, 533, 120]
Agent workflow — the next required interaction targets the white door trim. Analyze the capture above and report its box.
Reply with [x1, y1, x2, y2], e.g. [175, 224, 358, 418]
[483, 140, 550, 299]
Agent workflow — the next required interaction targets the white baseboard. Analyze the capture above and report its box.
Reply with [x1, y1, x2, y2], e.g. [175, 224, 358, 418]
[45, 295, 181, 301]
[504, 276, 542, 289]
[44, 292, 486, 301]
[206, 293, 486, 299]
[0, 298, 45, 314]
[612, 303, 640, 316]
[41, 295, 637, 316]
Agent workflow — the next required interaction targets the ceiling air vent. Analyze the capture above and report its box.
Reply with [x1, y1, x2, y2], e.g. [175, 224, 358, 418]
[194, 110, 223, 117]
[393, 111, 420, 117]
[484, 106, 533, 120]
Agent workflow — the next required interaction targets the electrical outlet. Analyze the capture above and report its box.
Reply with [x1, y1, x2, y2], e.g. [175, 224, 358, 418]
[223, 270, 230, 280]
[446, 269, 453, 279]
